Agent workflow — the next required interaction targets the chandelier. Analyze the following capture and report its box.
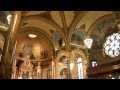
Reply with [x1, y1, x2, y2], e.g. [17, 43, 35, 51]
[103, 33, 120, 57]
[84, 38, 93, 49]
[7, 14, 12, 25]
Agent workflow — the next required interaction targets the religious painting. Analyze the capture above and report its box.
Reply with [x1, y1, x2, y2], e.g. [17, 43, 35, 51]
[59, 56, 67, 63]
[90, 15, 115, 50]
[60, 68, 68, 79]
[71, 29, 85, 46]
[53, 32, 63, 50]
[19, 44, 35, 59]
[0, 11, 11, 31]
[22, 71, 29, 79]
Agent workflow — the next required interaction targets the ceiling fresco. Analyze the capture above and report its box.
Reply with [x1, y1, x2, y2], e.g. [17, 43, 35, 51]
[0, 11, 11, 31]
[90, 15, 115, 50]
[71, 29, 85, 46]
[53, 31, 63, 50]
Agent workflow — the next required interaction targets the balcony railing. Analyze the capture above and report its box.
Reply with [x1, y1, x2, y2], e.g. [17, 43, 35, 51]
[87, 60, 120, 77]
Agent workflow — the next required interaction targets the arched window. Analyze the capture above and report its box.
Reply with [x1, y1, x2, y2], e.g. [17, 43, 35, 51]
[77, 57, 83, 79]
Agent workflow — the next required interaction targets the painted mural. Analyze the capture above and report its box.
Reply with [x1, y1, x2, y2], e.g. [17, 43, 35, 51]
[60, 68, 68, 79]
[0, 11, 10, 31]
[71, 29, 85, 46]
[53, 32, 63, 50]
[90, 15, 115, 50]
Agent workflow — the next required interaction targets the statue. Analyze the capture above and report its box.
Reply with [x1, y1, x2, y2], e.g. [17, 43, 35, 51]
[61, 71, 67, 79]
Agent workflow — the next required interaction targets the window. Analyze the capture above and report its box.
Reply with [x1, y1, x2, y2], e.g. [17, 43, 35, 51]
[92, 61, 97, 67]
[77, 57, 83, 79]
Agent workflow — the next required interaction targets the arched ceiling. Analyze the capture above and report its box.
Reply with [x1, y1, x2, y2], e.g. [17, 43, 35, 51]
[75, 11, 113, 33]
[21, 19, 56, 36]
[20, 11, 114, 50]
[16, 29, 53, 60]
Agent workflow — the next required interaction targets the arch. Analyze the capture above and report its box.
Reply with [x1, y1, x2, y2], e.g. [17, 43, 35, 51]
[55, 50, 71, 79]
[19, 27, 55, 56]
[55, 50, 70, 62]
[53, 31, 65, 50]
[70, 49, 87, 79]
[86, 14, 115, 51]
[22, 15, 67, 46]
[70, 29, 86, 47]
[71, 49, 87, 61]
[68, 11, 88, 48]
[87, 14, 114, 36]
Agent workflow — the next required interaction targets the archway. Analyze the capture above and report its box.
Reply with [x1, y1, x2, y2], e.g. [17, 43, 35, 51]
[55, 50, 70, 79]
[70, 49, 87, 79]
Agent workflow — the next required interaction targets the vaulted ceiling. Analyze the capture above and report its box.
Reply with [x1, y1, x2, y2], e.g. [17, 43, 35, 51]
[0, 11, 118, 66]
[20, 11, 113, 50]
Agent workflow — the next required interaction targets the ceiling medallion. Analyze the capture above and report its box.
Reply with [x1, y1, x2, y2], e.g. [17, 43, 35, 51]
[103, 33, 120, 57]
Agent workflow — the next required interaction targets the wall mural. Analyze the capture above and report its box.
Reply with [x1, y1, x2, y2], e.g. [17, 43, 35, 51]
[88, 15, 115, 66]
[71, 29, 85, 46]
[0, 11, 11, 31]
[60, 68, 68, 79]
[19, 44, 35, 60]
[90, 15, 115, 50]
[53, 32, 63, 50]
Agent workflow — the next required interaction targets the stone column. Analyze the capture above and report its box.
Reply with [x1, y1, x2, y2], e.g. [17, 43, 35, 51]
[51, 56, 55, 79]
[0, 11, 22, 79]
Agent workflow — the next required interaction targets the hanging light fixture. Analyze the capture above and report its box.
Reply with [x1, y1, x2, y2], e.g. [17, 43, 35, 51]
[84, 38, 93, 49]
[7, 14, 12, 25]
[103, 33, 120, 57]
[28, 34, 37, 38]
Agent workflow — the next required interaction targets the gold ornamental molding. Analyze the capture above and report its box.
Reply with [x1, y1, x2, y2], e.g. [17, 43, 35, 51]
[59, 11, 67, 36]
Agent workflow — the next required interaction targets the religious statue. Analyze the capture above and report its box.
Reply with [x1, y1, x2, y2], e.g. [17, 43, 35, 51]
[61, 71, 67, 79]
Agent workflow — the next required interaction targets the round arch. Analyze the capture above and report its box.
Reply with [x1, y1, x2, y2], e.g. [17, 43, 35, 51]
[22, 15, 67, 46]
[86, 14, 114, 36]
[68, 11, 88, 48]
[70, 29, 86, 48]
[55, 50, 71, 78]
[70, 49, 87, 79]
[19, 27, 55, 56]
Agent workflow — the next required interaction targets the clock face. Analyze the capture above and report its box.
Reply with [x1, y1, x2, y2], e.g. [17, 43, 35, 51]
[103, 33, 120, 57]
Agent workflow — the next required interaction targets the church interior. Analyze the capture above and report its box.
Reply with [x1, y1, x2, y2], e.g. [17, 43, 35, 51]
[0, 11, 120, 79]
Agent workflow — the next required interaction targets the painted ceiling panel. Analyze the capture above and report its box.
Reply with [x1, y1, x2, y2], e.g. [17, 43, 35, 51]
[76, 11, 112, 32]
[25, 11, 47, 16]
[64, 11, 75, 27]
[21, 19, 57, 36]
[50, 11, 63, 27]
[16, 33, 52, 60]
